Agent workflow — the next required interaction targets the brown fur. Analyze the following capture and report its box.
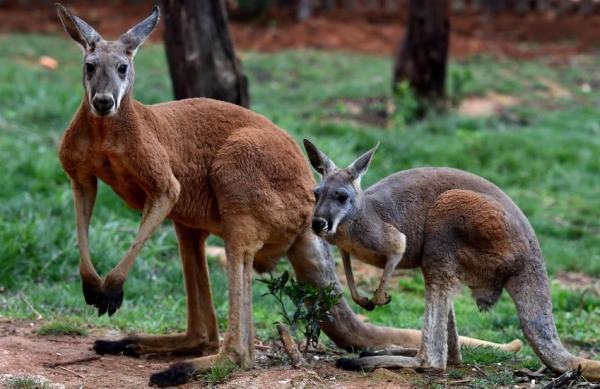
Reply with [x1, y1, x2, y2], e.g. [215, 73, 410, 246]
[304, 142, 600, 381]
[56, 4, 523, 385]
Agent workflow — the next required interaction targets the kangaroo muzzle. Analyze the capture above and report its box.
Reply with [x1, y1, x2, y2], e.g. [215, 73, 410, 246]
[92, 94, 115, 116]
[311, 217, 329, 234]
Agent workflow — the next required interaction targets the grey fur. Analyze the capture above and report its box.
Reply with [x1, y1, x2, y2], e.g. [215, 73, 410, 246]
[303, 139, 336, 176]
[119, 6, 160, 55]
[55, 3, 101, 50]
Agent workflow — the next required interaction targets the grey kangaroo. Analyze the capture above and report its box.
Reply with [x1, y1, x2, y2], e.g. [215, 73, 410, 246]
[303, 139, 600, 381]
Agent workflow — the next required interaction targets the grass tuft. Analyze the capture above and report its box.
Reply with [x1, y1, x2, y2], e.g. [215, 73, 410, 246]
[470, 368, 515, 388]
[202, 360, 238, 385]
[462, 346, 517, 366]
[4, 376, 52, 389]
[36, 320, 88, 336]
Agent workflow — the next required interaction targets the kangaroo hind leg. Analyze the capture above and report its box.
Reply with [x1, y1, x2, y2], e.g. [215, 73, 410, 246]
[447, 303, 462, 365]
[94, 224, 219, 357]
[150, 217, 264, 386]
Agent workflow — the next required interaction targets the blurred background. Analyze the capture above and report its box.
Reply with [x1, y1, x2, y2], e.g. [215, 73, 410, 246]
[0, 1, 598, 387]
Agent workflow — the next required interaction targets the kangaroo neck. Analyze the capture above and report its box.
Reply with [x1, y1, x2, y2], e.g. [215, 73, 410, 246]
[85, 94, 142, 135]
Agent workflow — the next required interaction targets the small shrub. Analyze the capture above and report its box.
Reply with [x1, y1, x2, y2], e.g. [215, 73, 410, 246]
[259, 270, 342, 355]
[448, 66, 475, 106]
[391, 81, 421, 126]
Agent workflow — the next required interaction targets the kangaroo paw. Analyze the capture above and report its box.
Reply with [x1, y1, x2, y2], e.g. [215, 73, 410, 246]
[93, 284, 124, 317]
[371, 293, 392, 307]
[359, 299, 376, 311]
[149, 361, 197, 387]
[81, 279, 103, 307]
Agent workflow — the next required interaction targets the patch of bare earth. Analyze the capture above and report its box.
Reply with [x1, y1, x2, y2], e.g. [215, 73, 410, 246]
[555, 272, 600, 295]
[0, 319, 195, 388]
[0, 319, 418, 388]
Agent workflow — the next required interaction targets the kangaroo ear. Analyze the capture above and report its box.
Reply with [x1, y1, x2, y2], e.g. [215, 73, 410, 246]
[55, 3, 102, 52]
[348, 143, 379, 181]
[119, 6, 160, 56]
[303, 139, 337, 176]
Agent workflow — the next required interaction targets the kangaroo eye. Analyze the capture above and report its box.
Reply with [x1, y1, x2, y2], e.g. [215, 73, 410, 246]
[85, 63, 95, 74]
[336, 192, 349, 203]
[313, 189, 321, 201]
[118, 64, 128, 75]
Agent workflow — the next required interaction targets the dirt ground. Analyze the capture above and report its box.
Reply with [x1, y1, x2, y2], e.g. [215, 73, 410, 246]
[0, 319, 420, 388]
[1, 2, 600, 59]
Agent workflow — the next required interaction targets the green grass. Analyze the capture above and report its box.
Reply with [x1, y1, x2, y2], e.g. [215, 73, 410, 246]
[0, 33, 598, 382]
[203, 360, 239, 386]
[36, 318, 88, 336]
[3, 376, 52, 389]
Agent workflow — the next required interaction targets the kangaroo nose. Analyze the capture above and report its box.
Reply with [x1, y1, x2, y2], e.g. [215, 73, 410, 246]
[312, 217, 328, 233]
[92, 95, 115, 115]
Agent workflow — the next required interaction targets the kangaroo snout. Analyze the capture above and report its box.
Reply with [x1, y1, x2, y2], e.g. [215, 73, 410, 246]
[311, 217, 329, 234]
[92, 94, 115, 115]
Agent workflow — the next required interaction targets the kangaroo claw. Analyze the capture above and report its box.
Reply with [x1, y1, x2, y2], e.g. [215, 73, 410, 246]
[82, 278, 103, 305]
[359, 299, 376, 311]
[97, 285, 123, 317]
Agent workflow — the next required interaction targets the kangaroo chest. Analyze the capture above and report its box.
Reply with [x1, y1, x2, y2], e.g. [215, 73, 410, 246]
[337, 238, 388, 268]
[92, 149, 147, 210]
[333, 224, 390, 269]
[333, 219, 418, 269]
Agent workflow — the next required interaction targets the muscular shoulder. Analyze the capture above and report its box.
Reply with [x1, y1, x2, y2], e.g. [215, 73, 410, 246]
[58, 115, 93, 175]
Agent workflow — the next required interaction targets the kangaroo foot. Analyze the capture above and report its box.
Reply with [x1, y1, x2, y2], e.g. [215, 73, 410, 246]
[94, 337, 139, 356]
[94, 334, 219, 357]
[337, 355, 421, 371]
[359, 347, 419, 358]
[149, 353, 232, 387]
[149, 361, 197, 387]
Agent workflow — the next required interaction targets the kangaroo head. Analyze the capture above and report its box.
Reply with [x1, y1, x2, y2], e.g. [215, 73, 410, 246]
[303, 139, 378, 238]
[55, 3, 159, 117]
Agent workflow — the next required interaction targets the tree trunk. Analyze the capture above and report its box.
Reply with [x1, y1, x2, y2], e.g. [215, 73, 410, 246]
[160, 0, 249, 107]
[393, 0, 449, 106]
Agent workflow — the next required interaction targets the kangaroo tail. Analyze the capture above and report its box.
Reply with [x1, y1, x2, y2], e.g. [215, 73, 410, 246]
[505, 260, 600, 381]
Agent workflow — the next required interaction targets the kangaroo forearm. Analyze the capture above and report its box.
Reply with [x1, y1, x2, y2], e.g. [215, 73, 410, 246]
[108, 187, 179, 281]
[341, 250, 362, 303]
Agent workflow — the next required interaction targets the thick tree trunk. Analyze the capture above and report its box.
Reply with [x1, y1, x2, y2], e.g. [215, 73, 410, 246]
[393, 0, 449, 106]
[160, 0, 249, 107]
